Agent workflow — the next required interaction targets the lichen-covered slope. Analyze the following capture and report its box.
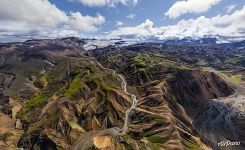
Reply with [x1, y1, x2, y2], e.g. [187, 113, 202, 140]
[16, 55, 136, 149]
[0, 39, 239, 150]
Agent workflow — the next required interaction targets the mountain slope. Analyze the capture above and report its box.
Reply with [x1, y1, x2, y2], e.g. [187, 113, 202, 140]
[0, 38, 243, 150]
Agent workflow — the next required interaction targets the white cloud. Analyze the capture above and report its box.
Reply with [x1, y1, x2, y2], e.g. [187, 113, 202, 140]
[0, 0, 68, 27]
[109, 6, 245, 40]
[115, 21, 124, 26]
[70, 0, 138, 7]
[165, 0, 221, 18]
[66, 12, 105, 32]
[0, 0, 105, 41]
[126, 13, 136, 19]
[226, 5, 236, 13]
[109, 19, 157, 39]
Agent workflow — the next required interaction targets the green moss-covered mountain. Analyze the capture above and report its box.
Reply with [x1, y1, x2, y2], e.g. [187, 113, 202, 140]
[0, 38, 244, 150]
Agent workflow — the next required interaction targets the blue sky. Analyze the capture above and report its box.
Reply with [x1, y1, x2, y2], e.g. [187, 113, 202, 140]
[50, 0, 245, 32]
[0, 0, 245, 42]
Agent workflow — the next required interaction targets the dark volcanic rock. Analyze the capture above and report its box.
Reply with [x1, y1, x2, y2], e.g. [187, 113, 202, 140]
[166, 70, 234, 116]
[18, 131, 57, 150]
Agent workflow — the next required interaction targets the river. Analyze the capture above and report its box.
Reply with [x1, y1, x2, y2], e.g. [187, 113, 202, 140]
[72, 60, 138, 149]
[96, 61, 139, 135]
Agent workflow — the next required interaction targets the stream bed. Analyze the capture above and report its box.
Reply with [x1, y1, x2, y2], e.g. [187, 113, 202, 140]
[193, 95, 245, 150]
